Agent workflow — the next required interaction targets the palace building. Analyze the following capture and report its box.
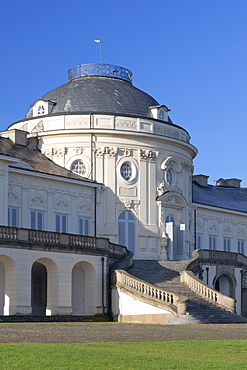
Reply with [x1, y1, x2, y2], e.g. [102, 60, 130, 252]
[1, 63, 247, 323]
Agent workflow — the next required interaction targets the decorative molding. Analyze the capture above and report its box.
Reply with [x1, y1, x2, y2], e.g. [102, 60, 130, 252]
[165, 195, 183, 206]
[30, 196, 45, 208]
[119, 186, 137, 197]
[115, 119, 137, 129]
[139, 149, 159, 162]
[53, 147, 67, 157]
[42, 148, 53, 159]
[157, 180, 165, 196]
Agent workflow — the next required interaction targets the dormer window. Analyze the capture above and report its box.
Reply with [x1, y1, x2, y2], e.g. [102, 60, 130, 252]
[150, 105, 170, 121]
[32, 100, 56, 117]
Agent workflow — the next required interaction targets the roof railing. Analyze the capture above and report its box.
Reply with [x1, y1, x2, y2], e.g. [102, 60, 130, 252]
[68, 63, 133, 84]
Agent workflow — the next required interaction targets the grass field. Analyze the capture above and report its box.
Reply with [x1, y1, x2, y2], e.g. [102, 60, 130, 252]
[1, 340, 247, 369]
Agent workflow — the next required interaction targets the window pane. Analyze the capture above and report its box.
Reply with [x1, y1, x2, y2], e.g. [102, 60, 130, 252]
[56, 215, 60, 232]
[31, 211, 36, 229]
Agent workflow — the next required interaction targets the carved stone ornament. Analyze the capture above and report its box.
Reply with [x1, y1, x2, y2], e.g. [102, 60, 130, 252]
[31, 120, 44, 133]
[139, 149, 159, 161]
[8, 192, 20, 205]
[53, 147, 67, 157]
[157, 180, 165, 196]
[124, 148, 131, 156]
[42, 148, 53, 159]
[73, 147, 84, 155]
[54, 200, 69, 212]
[181, 159, 193, 172]
[119, 186, 137, 197]
[94, 146, 117, 157]
[124, 199, 132, 209]
[153, 124, 179, 139]
[166, 195, 183, 206]
[30, 196, 45, 208]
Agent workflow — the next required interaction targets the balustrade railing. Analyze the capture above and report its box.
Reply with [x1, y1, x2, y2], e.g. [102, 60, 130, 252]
[180, 270, 235, 313]
[115, 270, 187, 316]
[0, 226, 17, 240]
[0, 225, 127, 259]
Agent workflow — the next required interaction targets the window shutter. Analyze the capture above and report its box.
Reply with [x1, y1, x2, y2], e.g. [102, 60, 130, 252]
[37, 212, 43, 230]
[62, 215, 67, 233]
[31, 211, 36, 229]
[56, 214, 60, 232]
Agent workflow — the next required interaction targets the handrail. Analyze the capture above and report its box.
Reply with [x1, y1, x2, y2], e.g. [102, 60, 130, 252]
[180, 270, 235, 313]
[115, 269, 187, 316]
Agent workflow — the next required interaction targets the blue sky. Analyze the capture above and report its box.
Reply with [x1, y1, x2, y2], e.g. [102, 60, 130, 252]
[1, 0, 247, 185]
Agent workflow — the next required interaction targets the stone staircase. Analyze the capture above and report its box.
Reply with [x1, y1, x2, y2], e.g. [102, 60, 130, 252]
[127, 260, 247, 324]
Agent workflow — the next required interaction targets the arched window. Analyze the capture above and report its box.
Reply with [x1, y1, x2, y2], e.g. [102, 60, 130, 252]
[118, 211, 135, 253]
[166, 214, 175, 224]
[71, 160, 87, 176]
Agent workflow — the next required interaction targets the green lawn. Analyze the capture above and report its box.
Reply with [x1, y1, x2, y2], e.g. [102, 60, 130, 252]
[0, 341, 247, 369]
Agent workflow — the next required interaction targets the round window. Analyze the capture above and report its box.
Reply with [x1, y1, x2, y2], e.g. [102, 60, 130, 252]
[166, 168, 173, 185]
[71, 160, 87, 176]
[120, 162, 132, 181]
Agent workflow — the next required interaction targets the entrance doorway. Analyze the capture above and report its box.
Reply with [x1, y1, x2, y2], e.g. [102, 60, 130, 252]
[31, 262, 47, 316]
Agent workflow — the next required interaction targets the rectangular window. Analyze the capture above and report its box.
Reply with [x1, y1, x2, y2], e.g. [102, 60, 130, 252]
[55, 214, 68, 233]
[223, 237, 231, 252]
[238, 240, 244, 254]
[8, 207, 19, 227]
[78, 217, 90, 236]
[196, 234, 202, 249]
[30, 210, 44, 230]
[209, 235, 216, 250]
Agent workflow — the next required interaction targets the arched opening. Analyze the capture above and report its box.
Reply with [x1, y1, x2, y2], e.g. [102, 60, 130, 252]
[31, 258, 58, 316]
[31, 262, 47, 316]
[215, 274, 234, 298]
[72, 263, 85, 315]
[71, 262, 96, 316]
[242, 288, 247, 317]
[118, 210, 136, 254]
[0, 256, 16, 315]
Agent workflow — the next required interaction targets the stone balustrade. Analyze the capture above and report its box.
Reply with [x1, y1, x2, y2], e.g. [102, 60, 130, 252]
[180, 270, 235, 313]
[0, 225, 127, 259]
[115, 269, 187, 316]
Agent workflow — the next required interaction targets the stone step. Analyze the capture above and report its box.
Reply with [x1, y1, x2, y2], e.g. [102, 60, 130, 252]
[127, 260, 247, 324]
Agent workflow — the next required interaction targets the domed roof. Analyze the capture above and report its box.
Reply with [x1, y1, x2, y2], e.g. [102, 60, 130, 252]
[25, 64, 159, 119]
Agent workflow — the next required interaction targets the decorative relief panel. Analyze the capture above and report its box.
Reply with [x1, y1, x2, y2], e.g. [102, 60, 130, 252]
[139, 149, 159, 161]
[31, 120, 44, 133]
[77, 202, 92, 216]
[42, 147, 67, 158]
[54, 200, 69, 212]
[115, 119, 137, 129]
[8, 192, 20, 205]
[153, 124, 179, 139]
[208, 223, 218, 235]
[237, 227, 246, 239]
[65, 117, 89, 128]
[223, 225, 232, 237]
[119, 186, 137, 197]
[30, 196, 45, 208]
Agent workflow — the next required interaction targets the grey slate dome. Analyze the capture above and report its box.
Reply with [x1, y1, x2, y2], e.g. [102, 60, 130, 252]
[25, 63, 159, 119]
